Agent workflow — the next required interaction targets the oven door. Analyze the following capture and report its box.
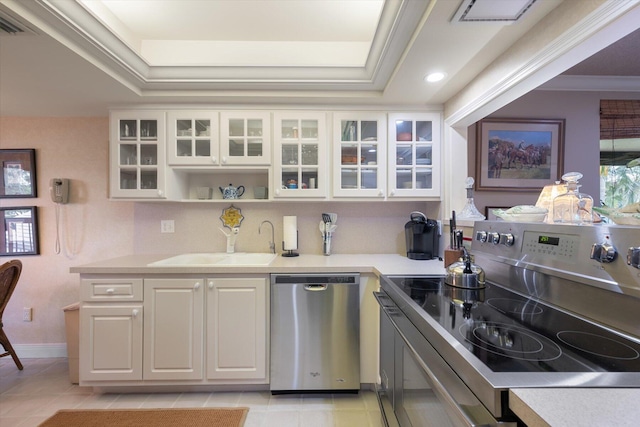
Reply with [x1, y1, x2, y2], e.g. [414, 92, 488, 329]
[375, 291, 514, 427]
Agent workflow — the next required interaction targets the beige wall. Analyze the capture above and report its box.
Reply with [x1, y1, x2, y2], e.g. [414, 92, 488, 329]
[1, 117, 436, 351]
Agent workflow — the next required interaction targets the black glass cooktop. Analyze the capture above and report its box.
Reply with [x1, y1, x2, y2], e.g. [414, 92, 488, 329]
[384, 276, 640, 373]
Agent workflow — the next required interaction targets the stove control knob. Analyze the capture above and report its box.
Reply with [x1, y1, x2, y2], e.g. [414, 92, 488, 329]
[500, 233, 515, 246]
[628, 247, 640, 269]
[475, 231, 487, 243]
[488, 232, 500, 245]
[590, 241, 618, 263]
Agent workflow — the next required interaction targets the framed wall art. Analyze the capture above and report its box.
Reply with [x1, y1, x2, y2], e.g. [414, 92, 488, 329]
[0, 206, 40, 256]
[475, 118, 565, 192]
[0, 149, 37, 198]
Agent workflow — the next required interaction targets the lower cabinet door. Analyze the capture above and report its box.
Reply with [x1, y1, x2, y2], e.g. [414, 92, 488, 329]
[207, 277, 268, 381]
[143, 278, 204, 380]
[80, 305, 143, 381]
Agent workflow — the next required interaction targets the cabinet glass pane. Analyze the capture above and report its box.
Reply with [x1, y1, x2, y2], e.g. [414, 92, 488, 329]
[248, 140, 263, 157]
[281, 169, 299, 189]
[282, 144, 298, 165]
[195, 140, 210, 157]
[361, 121, 378, 141]
[416, 168, 433, 189]
[341, 144, 359, 165]
[362, 144, 378, 165]
[301, 169, 318, 189]
[301, 144, 318, 165]
[341, 168, 357, 189]
[229, 119, 244, 136]
[229, 139, 245, 157]
[120, 120, 136, 139]
[396, 120, 412, 141]
[120, 144, 137, 165]
[141, 170, 157, 189]
[281, 119, 297, 138]
[396, 168, 412, 189]
[361, 168, 378, 189]
[140, 120, 157, 139]
[120, 170, 137, 189]
[177, 119, 192, 136]
[341, 120, 358, 142]
[247, 119, 262, 136]
[301, 120, 318, 139]
[396, 145, 412, 165]
[140, 145, 157, 165]
[416, 121, 433, 141]
[416, 145, 432, 165]
[195, 120, 210, 136]
[177, 140, 192, 157]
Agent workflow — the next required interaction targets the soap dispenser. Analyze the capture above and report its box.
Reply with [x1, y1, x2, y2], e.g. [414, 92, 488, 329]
[552, 172, 593, 224]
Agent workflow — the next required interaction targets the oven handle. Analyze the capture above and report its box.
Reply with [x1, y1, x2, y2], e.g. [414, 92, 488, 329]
[374, 291, 515, 427]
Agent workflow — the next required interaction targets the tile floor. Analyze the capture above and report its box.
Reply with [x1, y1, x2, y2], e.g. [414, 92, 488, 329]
[0, 358, 383, 427]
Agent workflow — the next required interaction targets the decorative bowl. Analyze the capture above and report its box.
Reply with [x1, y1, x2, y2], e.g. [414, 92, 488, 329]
[492, 205, 548, 223]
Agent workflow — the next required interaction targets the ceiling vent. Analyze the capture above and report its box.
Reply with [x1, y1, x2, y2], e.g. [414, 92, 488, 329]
[452, 0, 538, 24]
[0, 10, 36, 36]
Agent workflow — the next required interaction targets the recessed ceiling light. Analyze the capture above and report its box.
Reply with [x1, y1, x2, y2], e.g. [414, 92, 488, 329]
[424, 72, 447, 83]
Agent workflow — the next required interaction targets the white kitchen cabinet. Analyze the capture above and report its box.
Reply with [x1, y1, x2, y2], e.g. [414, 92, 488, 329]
[220, 111, 271, 165]
[143, 278, 204, 380]
[273, 112, 327, 199]
[387, 112, 441, 198]
[332, 112, 387, 198]
[109, 110, 167, 199]
[206, 277, 268, 382]
[79, 278, 144, 382]
[167, 111, 219, 166]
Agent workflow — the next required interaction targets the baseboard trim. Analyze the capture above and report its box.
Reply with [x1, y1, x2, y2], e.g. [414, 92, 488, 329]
[14, 343, 67, 358]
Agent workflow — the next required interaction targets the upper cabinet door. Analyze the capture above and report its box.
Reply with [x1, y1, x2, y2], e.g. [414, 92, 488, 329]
[387, 112, 441, 199]
[167, 111, 219, 166]
[109, 110, 166, 199]
[273, 112, 327, 199]
[332, 112, 387, 198]
[219, 112, 271, 165]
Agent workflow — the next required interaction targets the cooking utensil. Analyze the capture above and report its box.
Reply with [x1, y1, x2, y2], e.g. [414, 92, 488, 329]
[445, 247, 485, 289]
[329, 213, 338, 224]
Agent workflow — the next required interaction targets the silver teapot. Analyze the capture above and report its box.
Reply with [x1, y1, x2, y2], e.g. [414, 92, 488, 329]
[219, 183, 245, 199]
[445, 247, 485, 289]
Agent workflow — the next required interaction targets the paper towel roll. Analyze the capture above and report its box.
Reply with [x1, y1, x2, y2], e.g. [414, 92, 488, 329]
[283, 216, 298, 250]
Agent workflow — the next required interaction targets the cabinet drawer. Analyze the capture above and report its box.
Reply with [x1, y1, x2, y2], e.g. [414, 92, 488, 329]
[81, 278, 143, 302]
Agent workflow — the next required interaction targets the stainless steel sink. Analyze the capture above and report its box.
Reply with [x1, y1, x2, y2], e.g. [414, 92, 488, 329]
[148, 252, 277, 267]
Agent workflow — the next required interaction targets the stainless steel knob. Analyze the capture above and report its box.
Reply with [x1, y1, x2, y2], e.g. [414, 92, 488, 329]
[488, 232, 500, 245]
[475, 231, 487, 242]
[500, 233, 515, 246]
[628, 247, 640, 269]
[590, 241, 617, 263]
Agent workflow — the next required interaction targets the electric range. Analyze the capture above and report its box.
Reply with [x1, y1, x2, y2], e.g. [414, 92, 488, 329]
[379, 221, 640, 422]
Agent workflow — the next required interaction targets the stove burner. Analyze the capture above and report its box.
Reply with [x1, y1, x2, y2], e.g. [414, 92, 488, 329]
[486, 298, 544, 316]
[557, 331, 640, 360]
[460, 321, 562, 362]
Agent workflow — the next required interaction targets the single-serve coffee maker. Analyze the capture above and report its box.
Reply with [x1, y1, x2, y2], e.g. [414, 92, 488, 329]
[404, 211, 440, 260]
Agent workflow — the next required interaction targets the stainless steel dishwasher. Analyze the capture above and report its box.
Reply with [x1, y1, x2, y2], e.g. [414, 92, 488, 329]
[270, 273, 360, 393]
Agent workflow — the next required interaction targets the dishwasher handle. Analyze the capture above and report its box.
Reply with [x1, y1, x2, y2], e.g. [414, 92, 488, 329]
[305, 284, 328, 291]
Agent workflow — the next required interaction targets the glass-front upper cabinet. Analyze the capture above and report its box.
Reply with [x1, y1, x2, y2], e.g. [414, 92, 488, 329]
[219, 112, 271, 165]
[167, 111, 219, 165]
[109, 111, 166, 199]
[332, 112, 387, 198]
[273, 112, 327, 199]
[387, 112, 441, 198]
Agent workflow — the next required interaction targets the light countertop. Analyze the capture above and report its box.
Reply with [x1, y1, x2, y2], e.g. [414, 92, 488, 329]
[70, 253, 447, 277]
[510, 388, 640, 427]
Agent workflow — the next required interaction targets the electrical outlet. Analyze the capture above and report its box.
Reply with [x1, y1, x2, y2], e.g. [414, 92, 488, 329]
[161, 220, 175, 233]
[23, 307, 32, 322]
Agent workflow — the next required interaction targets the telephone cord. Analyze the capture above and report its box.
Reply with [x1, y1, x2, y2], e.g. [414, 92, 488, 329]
[55, 203, 61, 254]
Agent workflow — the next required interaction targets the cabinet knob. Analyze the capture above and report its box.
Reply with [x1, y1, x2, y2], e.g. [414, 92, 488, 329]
[378, 189, 384, 197]
[222, 156, 228, 164]
[208, 281, 214, 289]
[106, 288, 115, 294]
[275, 189, 280, 196]
[157, 190, 163, 197]
[132, 309, 139, 317]
[194, 282, 201, 290]
[390, 190, 396, 196]
[211, 156, 217, 163]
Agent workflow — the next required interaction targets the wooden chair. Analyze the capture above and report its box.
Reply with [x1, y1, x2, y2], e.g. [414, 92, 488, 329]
[0, 260, 23, 370]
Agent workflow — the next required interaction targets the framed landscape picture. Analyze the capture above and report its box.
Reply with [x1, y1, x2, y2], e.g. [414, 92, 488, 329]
[0, 149, 37, 198]
[475, 118, 565, 191]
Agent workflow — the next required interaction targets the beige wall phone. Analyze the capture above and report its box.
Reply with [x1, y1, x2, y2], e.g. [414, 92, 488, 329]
[50, 178, 70, 254]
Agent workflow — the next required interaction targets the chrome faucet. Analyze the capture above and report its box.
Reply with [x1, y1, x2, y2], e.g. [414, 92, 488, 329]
[259, 220, 276, 254]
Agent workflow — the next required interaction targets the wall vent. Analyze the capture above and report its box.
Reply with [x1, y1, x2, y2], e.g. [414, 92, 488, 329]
[0, 10, 36, 36]
[451, 0, 538, 24]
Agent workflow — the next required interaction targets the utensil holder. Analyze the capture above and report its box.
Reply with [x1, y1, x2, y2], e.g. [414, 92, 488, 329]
[323, 233, 332, 256]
